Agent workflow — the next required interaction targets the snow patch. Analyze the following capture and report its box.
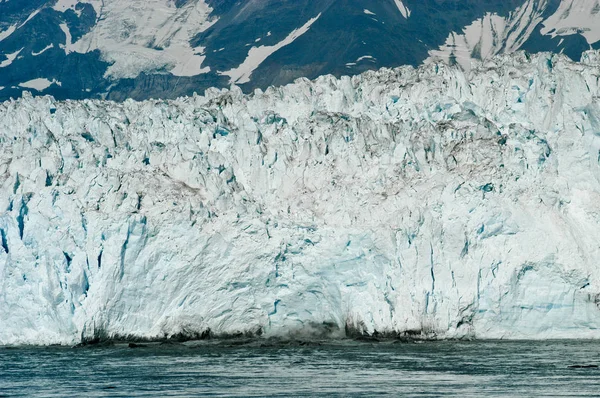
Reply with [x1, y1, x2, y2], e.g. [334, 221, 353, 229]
[364, 9, 376, 16]
[222, 13, 321, 84]
[0, 48, 22, 68]
[0, 9, 42, 44]
[54, 0, 103, 18]
[356, 55, 375, 62]
[70, 0, 217, 80]
[53, 0, 80, 14]
[427, 0, 600, 71]
[394, 0, 411, 18]
[541, 0, 600, 45]
[0, 25, 16, 43]
[18, 9, 41, 29]
[18, 78, 61, 91]
[58, 23, 74, 55]
[428, 0, 548, 70]
[167, 43, 210, 77]
[32, 43, 54, 56]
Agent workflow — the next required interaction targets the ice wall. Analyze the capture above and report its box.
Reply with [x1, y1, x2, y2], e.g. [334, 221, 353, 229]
[2, 51, 600, 345]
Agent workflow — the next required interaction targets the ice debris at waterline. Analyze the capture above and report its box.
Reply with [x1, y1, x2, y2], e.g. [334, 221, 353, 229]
[2, 51, 600, 345]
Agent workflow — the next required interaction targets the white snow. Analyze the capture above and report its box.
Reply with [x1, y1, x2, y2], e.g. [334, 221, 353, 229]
[2, 51, 600, 345]
[166, 43, 211, 77]
[0, 48, 22, 68]
[53, 0, 79, 13]
[18, 78, 61, 91]
[0, 25, 16, 43]
[0, 8, 43, 45]
[18, 9, 41, 29]
[0, 86, 4, 90]
[53, 0, 84, 17]
[356, 55, 374, 62]
[541, 0, 600, 45]
[394, 0, 411, 19]
[428, 0, 548, 70]
[59, 23, 74, 55]
[52, 0, 103, 16]
[32, 44, 54, 56]
[68, 0, 217, 79]
[428, 0, 600, 71]
[364, 9, 376, 16]
[222, 14, 321, 84]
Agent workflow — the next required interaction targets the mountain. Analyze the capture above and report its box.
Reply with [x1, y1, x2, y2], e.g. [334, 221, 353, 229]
[0, 0, 599, 101]
[2, 50, 600, 345]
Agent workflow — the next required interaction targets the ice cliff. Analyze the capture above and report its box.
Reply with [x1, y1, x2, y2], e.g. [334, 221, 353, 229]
[2, 51, 600, 345]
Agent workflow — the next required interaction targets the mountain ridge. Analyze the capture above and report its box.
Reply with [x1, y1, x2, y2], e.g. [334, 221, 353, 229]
[0, 0, 599, 101]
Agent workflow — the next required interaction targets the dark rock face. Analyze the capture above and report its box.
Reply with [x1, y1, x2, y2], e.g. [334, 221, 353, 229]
[0, 0, 598, 101]
[0, 1, 109, 100]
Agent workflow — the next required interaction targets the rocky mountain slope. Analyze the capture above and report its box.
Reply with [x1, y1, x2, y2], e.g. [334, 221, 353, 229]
[0, 0, 599, 101]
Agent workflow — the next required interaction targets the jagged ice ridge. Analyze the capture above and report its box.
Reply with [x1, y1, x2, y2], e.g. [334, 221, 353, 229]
[2, 51, 600, 345]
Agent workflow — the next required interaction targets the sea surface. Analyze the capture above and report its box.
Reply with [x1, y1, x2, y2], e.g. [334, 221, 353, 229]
[1, 340, 599, 397]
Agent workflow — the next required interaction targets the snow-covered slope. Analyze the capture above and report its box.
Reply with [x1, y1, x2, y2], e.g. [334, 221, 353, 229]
[2, 50, 600, 345]
[427, 0, 600, 70]
[541, 0, 600, 45]
[428, 0, 549, 70]
[57, 0, 216, 79]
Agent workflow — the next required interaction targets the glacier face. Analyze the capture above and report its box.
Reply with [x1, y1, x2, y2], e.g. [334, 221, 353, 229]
[2, 51, 600, 345]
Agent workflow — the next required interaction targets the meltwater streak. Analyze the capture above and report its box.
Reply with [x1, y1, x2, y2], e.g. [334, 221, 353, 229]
[1, 341, 600, 397]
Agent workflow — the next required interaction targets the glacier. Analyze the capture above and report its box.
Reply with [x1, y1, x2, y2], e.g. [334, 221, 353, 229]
[2, 51, 600, 345]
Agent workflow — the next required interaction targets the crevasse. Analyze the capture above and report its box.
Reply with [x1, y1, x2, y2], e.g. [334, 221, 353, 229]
[2, 51, 600, 345]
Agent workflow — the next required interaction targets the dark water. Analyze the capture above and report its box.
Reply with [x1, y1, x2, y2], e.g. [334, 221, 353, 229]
[1, 340, 600, 397]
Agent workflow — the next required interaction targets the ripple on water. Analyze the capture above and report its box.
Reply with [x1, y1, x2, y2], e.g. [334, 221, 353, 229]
[1, 340, 600, 397]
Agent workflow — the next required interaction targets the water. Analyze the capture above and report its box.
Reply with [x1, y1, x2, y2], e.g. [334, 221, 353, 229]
[1, 340, 599, 397]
